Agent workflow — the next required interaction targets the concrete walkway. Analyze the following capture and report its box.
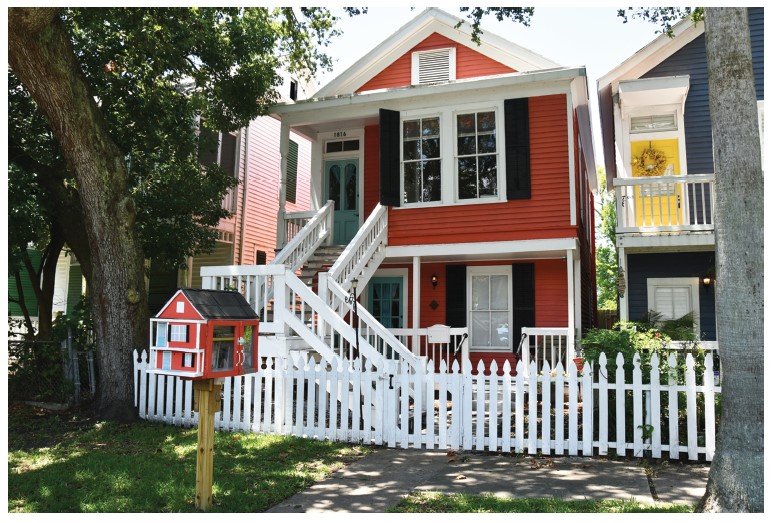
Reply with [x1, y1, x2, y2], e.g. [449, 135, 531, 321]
[267, 448, 709, 513]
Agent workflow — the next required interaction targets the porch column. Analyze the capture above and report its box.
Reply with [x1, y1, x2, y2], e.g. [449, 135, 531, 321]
[276, 121, 290, 250]
[618, 246, 628, 321]
[412, 257, 421, 351]
[566, 249, 575, 360]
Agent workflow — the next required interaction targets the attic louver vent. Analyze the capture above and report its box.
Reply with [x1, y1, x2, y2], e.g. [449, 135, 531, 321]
[413, 48, 456, 85]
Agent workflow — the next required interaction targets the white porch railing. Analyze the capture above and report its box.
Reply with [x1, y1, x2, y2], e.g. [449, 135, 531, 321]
[615, 174, 715, 233]
[390, 326, 469, 372]
[324, 203, 388, 293]
[518, 327, 574, 375]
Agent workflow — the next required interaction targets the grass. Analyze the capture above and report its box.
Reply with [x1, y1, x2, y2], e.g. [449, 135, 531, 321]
[389, 492, 694, 513]
[7, 402, 370, 512]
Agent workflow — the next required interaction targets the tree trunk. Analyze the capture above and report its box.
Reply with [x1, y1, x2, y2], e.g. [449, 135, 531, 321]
[8, 8, 149, 421]
[698, 7, 764, 513]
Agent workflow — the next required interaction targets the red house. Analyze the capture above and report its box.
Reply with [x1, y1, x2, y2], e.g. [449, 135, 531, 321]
[202, 8, 597, 373]
[148, 289, 259, 379]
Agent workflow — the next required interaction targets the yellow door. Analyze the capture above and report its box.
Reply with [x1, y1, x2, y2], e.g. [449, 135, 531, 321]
[631, 139, 682, 227]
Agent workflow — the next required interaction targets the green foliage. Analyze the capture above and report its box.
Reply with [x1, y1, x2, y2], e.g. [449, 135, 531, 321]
[617, 8, 704, 37]
[10, 7, 348, 270]
[595, 171, 618, 310]
[457, 8, 535, 44]
[390, 491, 693, 513]
[8, 405, 370, 512]
[580, 314, 705, 385]
[8, 297, 96, 403]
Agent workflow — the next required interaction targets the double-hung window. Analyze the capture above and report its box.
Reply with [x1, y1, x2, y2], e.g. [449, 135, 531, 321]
[457, 111, 498, 200]
[402, 117, 441, 204]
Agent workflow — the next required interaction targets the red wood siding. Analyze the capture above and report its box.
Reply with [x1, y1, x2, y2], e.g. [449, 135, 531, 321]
[377, 259, 568, 374]
[357, 32, 515, 92]
[383, 94, 573, 246]
[363, 125, 380, 217]
[534, 259, 568, 327]
[157, 294, 204, 321]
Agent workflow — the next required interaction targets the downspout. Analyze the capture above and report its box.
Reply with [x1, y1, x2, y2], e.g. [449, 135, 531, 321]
[239, 125, 250, 265]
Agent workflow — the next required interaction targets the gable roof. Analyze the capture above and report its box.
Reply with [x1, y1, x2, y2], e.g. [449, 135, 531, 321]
[315, 7, 562, 98]
[176, 289, 258, 320]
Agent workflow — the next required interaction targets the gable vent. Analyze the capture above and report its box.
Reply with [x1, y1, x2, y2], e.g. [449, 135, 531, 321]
[412, 48, 456, 85]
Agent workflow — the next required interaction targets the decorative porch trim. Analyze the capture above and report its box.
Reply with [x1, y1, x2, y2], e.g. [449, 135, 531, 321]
[384, 237, 577, 261]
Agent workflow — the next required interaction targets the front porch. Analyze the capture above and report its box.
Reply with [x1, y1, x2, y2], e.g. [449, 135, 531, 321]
[203, 202, 581, 376]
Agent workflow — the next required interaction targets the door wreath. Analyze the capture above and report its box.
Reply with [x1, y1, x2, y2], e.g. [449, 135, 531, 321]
[632, 147, 668, 177]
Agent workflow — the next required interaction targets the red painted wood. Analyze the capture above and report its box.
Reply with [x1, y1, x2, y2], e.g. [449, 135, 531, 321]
[156, 294, 204, 321]
[363, 124, 380, 217]
[383, 95, 572, 246]
[357, 32, 515, 92]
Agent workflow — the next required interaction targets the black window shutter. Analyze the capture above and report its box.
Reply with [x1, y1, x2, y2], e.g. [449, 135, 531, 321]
[504, 98, 531, 200]
[286, 139, 299, 204]
[511, 263, 535, 343]
[198, 124, 220, 167]
[219, 131, 238, 177]
[184, 325, 190, 343]
[379, 108, 401, 207]
[445, 265, 467, 328]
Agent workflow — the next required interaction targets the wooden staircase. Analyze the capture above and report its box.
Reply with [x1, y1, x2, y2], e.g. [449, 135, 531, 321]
[299, 245, 345, 291]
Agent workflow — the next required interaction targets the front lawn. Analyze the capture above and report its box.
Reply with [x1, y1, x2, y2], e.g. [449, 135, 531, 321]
[8, 402, 369, 512]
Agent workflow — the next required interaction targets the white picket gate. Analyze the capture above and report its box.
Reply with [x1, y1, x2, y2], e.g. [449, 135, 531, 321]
[133, 350, 720, 461]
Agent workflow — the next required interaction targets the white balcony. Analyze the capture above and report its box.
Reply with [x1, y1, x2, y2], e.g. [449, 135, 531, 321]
[615, 174, 715, 235]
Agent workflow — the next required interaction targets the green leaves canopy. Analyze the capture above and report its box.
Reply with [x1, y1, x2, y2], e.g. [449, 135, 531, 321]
[10, 7, 343, 268]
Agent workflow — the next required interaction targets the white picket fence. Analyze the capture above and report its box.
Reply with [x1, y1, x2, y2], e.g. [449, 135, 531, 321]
[134, 350, 720, 462]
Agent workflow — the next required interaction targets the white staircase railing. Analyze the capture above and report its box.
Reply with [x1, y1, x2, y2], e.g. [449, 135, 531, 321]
[325, 203, 388, 293]
[203, 264, 386, 370]
[273, 200, 335, 271]
[203, 201, 334, 321]
[320, 275, 423, 371]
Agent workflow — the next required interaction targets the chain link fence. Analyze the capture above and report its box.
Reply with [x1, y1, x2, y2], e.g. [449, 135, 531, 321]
[8, 327, 97, 405]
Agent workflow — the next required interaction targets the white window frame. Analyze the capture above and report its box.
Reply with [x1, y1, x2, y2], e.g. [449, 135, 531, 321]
[411, 47, 456, 85]
[455, 108, 501, 202]
[400, 114, 443, 206]
[398, 102, 507, 209]
[467, 266, 513, 352]
[155, 321, 168, 347]
[162, 351, 172, 371]
[170, 323, 188, 343]
[646, 277, 700, 335]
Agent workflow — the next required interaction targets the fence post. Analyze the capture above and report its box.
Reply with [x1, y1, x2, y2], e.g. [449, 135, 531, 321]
[67, 327, 80, 405]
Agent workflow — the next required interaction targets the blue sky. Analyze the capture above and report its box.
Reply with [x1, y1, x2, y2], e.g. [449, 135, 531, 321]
[315, 6, 672, 171]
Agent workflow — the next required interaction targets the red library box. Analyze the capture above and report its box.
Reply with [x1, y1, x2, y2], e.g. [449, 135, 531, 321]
[148, 289, 259, 379]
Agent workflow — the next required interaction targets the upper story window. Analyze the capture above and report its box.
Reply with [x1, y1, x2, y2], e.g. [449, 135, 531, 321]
[457, 111, 498, 200]
[402, 117, 441, 204]
[411, 48, 456, 85]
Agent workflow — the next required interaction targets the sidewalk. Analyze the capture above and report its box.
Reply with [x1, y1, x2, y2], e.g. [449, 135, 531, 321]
[267, 448, 710, 513]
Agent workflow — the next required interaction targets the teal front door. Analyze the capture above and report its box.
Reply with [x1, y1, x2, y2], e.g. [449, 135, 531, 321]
[368, 277, 404, 329]
[325, 159, 359, 245]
